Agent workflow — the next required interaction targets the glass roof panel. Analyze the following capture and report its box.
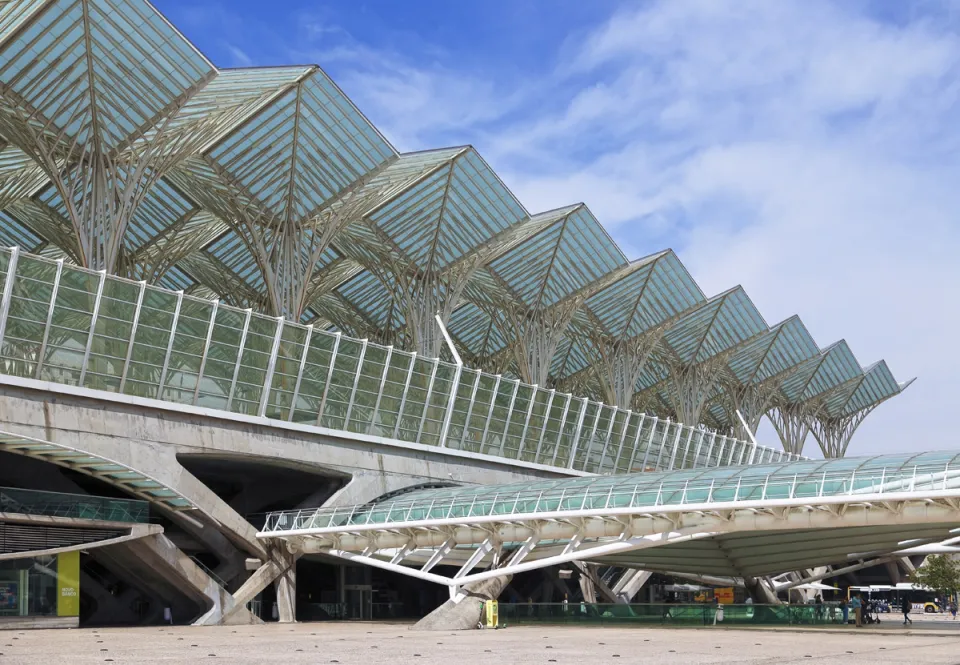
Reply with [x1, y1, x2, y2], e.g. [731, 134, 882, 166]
[207, 68, 394, 220]
[0, 0, 213, 150]
[0, 0, 47, 44]
[837, 361, 902, 417]
[266, 450, 960, 530]
[0, 209, 42, 251]
[802, 341, 861, 401]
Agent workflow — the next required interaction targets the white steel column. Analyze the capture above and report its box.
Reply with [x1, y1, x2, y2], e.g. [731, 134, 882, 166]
[436, 313, 463, 448]
[639, 417, 661, 471]
[696, 432, 717, 470]
[550, 393, 573, 466]
[0, 246, 20, 349]
[497, 379, 521, 455]
[156, 291, 184, 396]
[479, 375, 502, 452]
[623, 413, 647, 472]
[226, 309, 253, 410]
[675, 427, 696, 470]
[533, 389, 556, 464]
[34, 258, 64, 379]
[597, 407, 620, 471]
[317, 332, 342, 425]
[258, 317, 286, 417]
[286, 324, 314, 421]
[609, 410, 632, 472]
[343, 338, 368, 427]
[368, 345, 393, 434]
[518, 385, 540, 457]
[457, 370, 483, 449]
[415, 357, 441, 444]
[566, 397, 590, 469]
[392, 351, 417, 438]
[118, 281, 147, 393]
[192, 300, 220, 406]
[78, 270, 107, 386]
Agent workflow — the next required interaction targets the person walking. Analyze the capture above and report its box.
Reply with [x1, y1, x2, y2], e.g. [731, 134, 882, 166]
[950, 600, 957, 620]
[814, 594, 824, 622]
[849, 593, 863, 627]
[901, 593, 913, 625]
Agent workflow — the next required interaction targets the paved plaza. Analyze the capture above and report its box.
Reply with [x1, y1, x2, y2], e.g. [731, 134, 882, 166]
[3, 622, 960, 664]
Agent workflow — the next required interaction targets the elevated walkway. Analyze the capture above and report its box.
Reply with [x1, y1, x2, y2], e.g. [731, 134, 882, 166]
[259, 451, 960, 599]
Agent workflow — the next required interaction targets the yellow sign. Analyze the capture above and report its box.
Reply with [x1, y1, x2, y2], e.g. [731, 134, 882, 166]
[57, 551, 80, 617]
[715, 587, 735, 605]
[484, 600, 499, 628]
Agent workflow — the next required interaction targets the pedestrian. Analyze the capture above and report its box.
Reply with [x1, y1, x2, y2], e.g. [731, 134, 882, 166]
[849, 593, 863, 627]
[841, 597, 849, 625]
[814, 594, 824, 622]
[901, 593, 913, 625]
[163, 606, 173, 625]
[951, 601, 957, 620]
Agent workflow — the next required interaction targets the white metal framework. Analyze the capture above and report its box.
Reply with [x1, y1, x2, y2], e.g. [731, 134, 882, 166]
[259, 451, 960, 597]
[0, 0, 911, 457]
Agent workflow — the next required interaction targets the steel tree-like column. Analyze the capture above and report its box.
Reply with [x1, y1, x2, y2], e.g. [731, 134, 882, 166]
[768, 402, 811, 456]
[662, 353, 732, 427]
[591, 331, 665, 409]
[809, 408, 877, 459]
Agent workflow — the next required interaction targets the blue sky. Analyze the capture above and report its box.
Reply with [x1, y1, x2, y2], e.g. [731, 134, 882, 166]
[156, 0, 960, 456]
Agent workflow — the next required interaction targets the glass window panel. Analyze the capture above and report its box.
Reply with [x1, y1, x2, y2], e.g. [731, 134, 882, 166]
[41, 263, 102, 387]
[346, 343, 386, 434]
[290, 330, 338, 424]
[195, 306, 247, 410]
[265, 323, 309, 421]
[319, 337, 362, 430]
[418, 362, 456, 447]
[161, 297, 216, 405]
[124, 286, 178, 400]
[231, 314, 279, 416]
[86, 277, 140, 394]
[2, 254, 57, 378]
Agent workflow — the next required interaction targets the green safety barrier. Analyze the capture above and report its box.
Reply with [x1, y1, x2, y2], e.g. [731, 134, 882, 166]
[498, 603, 848, 627]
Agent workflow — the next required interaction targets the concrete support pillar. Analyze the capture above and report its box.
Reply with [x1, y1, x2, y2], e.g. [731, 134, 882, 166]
[744, 576, 780, 604]
[275, 553, 297, 623]
[575, 563, 618, 603]
[412, 575, 513, 631]
[613, 569, 652, 603]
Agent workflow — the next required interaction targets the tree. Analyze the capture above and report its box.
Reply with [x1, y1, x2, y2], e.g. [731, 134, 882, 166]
[910, 555, 960, 599]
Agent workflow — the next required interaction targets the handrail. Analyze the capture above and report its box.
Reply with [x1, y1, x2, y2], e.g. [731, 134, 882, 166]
[260, 460, 960, 533]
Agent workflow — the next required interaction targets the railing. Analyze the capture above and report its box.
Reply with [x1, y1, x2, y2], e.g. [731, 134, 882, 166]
[261, 453, 960, 532]
[0, 485, 149, 523]
[189, 555, 227, 588]
[498, 602, 847, 626]
[0, 246, 794, 475]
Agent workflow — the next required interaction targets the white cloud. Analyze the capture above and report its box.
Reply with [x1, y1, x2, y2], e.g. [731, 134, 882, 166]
[284, 0, 960, 456]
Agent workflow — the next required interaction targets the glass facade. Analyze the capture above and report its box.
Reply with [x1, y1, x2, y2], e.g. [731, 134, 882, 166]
[0, 552, 78, 619]
[0, 247, 792, 476]
[0, 487, 149, 523]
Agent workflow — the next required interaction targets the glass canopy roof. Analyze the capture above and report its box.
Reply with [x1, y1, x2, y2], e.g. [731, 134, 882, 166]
[262, 449, 960, 532]
[0, 0, 911, 456]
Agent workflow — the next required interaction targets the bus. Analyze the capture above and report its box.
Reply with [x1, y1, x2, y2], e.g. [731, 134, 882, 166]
[846, 584, 943, 613]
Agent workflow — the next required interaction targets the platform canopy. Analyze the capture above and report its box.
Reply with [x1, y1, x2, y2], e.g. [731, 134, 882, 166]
[0, 429, 193, 510]
[258, 451, 960, 592]
[0, 0, 911, 456]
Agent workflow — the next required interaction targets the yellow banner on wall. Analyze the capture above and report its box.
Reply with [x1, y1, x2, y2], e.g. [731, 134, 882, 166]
[715, 587, 735, 604]
[57, 551, 80, 617]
